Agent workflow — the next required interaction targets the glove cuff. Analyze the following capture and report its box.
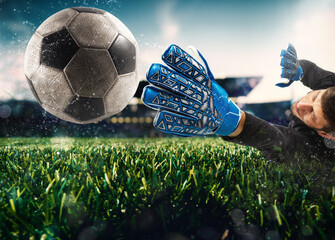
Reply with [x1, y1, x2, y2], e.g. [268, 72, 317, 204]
[293, 65, 304, 81]
[214, 99, 241, 136]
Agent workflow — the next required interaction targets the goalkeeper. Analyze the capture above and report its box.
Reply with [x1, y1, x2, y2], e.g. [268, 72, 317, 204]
[141, 44, 335, 162]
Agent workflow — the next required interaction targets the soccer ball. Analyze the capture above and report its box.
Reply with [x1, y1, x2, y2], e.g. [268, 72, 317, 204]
[24, 7, 139, 124]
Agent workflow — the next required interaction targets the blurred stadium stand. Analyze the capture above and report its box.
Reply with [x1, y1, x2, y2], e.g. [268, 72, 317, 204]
[0, 77, 292, 137]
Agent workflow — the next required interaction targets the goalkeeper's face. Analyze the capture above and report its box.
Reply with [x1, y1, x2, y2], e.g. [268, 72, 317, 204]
[291, 89, 330, 132]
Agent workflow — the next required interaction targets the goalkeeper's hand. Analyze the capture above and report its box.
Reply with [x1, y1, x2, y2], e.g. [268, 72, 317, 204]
[276, 43, 304, 88]
[141, 44, 241, 137]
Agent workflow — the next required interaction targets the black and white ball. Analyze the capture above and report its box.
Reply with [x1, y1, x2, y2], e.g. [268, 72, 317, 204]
[24, 7, 139, 124]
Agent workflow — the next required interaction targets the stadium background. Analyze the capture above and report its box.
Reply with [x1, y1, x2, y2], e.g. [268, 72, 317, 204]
[0, 77, 292, 137]
[2, 0, 333, 137]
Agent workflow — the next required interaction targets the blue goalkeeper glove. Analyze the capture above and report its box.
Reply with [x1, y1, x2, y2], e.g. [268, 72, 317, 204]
[141, 44, 241, 137]
[276, 43, 304, 88]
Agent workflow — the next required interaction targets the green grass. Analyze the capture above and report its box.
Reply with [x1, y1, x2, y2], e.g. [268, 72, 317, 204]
[0, 137, 334, 239]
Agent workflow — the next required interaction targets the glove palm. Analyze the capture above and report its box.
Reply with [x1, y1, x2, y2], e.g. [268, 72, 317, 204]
[276, 43, 304, 87]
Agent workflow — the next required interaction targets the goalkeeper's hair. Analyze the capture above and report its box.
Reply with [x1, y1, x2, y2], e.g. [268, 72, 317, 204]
[321, 86, 335, 133]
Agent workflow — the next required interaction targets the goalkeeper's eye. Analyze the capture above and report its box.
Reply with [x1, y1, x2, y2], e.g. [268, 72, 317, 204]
[312, 111, 317, 121]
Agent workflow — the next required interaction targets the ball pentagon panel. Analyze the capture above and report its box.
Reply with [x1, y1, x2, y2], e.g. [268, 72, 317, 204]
[41, 28, 79, 70]
[64, 96, 105, 122]
[108, 34, 136, 75]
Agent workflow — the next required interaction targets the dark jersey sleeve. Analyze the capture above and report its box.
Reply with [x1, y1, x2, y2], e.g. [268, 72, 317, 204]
[222, 112, 309, 162]
[299, 60, 335, 90]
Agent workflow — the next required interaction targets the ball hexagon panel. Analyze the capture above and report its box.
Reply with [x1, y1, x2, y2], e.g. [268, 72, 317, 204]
[71, 7, 105, 14]
[67, 12, 118, 49]
[24, 33, 43, 79]
[64, 96, 105, 122]
[41, 28, 79, 70]
[104, 72, 138, 115]
[36, 8, 78, 37]
[26, 77, 42, 105]
[108, 34, 136, 75]
[64, 48, 118, 98]
[30, 65, 74, 112]
[103, 12, 137, 46]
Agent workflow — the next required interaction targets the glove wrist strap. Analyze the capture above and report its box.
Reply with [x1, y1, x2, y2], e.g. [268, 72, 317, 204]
[214, 100, 241, 136]
[293, 65, 304, 80]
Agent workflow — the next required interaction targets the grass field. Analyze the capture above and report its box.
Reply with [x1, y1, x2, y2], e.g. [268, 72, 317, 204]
[0, 137, 334, 240]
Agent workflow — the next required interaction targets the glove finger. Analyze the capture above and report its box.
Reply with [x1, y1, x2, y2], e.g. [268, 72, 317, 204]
[146, 63, 204, 102]
[196, 48, 215, 81]
[142, 85, 205, 118]
[281, 68, 296, 79]
[280, 57, 297, 70]
[287, 43, 297, 56]
[162, 44, 211, 89]
[280, 50, 297, 63]
[154, 110, 211, 136]
[186, 46, 207, 70]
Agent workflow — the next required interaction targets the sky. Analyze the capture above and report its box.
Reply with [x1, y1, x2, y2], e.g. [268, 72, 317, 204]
[1, 0, 335, 102]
